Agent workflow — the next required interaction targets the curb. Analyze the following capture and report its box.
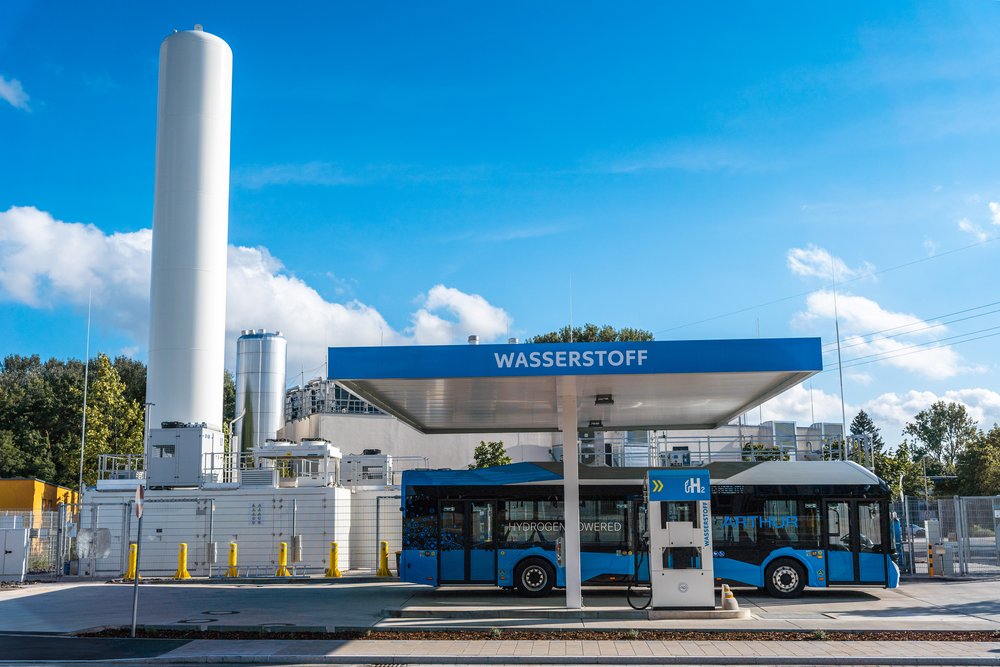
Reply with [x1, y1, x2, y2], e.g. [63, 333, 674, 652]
[8, 655, 999, 666]
[104, 576, 389, 586]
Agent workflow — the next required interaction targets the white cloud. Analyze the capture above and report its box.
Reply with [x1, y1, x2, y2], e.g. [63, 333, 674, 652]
[862, 388, 1000, 440]
[756, 384, 853, 426]
[793, 290, 962, 379]
[410, 285, 511, 345]
[786, 245, 874, 281]
[755, 385, 1000, 444]
[989, 201, 1000, 227]
[957, 217, 988, 242]
[0, 74, 30, 111]
[0, 206, 150, 335]
[0, 206, 513, 375]
[922, 238, 938, 256]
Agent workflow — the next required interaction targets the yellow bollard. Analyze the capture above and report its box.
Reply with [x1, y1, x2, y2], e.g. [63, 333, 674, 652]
[275, 541, 291, 577]
[123, 543, 140, 581]
[376, 540, 392, 577]
[174, 543, 191, 580]
[226, 542, 239, 577]
[928, 545, 935, 577]
[324, 542, 342, 578]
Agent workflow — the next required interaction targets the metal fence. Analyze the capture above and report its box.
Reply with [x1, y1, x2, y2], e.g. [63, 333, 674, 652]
[51, 488, 404, 579]
[893, 496, 1000, 577]
[0, 510, 61, 575]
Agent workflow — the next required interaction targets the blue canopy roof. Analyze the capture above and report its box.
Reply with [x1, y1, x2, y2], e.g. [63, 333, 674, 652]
[329, 338, 822, 433]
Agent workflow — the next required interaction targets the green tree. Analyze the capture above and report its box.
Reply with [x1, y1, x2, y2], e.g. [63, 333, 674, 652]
[0, 355, 83, 487]
[469, 440, 512, 469]
[0, 429, 29, 478]
[956, 426, 1000, 496]
[873, 441, 924, 499]
[76, 354, 144, 488]
[527, 323, 654, 343]
[112, 356, 147, 407]
[850, 410, 885, 455]
[903, 401, 980, 472]
[223, 370, 236, 425]
[741, 440, 789, 461]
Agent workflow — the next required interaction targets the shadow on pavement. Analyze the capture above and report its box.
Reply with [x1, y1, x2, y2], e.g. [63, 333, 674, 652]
[0, 635, 189, 661]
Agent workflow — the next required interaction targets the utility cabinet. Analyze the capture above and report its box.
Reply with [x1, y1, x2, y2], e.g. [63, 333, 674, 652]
[0, 517, 29, 582]
[147, 425, 224, 488]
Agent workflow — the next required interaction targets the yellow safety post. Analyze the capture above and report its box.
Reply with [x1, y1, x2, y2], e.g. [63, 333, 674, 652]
[324, 542, 342, 578]
[928, 545, 934, 577]
[226, 542, 239, 577]
[174, 543, 191, 580]
[123, 543, 140, 581]
[275, 541, 291, 577]
[721, 583, 740, 611]
[376, 540, 392, 577]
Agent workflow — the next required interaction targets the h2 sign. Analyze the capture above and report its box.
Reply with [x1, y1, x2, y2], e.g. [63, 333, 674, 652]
[648, 468, 711, 501]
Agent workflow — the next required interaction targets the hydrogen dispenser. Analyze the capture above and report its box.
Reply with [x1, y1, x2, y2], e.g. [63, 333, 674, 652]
[646, 468, 715, 608]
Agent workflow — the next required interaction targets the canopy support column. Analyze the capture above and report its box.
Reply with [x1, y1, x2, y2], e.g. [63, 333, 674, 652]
[558, 378, 582, 609]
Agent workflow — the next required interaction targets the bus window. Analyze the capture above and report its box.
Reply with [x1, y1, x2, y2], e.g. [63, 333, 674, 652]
[580, 499, 628, 548]
[858, 501, 884, 553]
[826, 501, 851, 551]
[760, 500, 821, 548]
[500, 500, 564, 546]
[712, 495, 764, 546]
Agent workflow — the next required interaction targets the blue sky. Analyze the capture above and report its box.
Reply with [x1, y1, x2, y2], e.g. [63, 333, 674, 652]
[2, 1, 1000, 438]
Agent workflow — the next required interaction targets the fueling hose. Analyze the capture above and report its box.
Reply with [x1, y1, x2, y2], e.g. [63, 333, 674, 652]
[626, 533, 652, 610]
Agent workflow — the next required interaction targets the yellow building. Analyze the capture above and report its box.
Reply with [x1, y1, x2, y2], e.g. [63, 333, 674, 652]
[0, 478, 78, 514]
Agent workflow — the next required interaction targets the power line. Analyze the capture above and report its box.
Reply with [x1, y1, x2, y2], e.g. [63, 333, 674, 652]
[821, 326, 1000, 371]
[835, 330, 1000, 370]
[820, 303, 1000, 354]
[654, 234, 1000, 336]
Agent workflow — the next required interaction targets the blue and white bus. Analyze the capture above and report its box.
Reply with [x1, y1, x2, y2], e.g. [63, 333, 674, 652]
[400, 460, 899, 598]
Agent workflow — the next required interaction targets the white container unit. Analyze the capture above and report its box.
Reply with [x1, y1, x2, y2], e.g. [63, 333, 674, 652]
[146, 26, 232, 433]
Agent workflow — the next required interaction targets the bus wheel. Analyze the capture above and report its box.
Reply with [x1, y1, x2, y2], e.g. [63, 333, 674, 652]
[765, 559, 805, 598]
[514, 558, 555, 597]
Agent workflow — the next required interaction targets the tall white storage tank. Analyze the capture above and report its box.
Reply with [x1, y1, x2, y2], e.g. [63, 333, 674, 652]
[234, 330, 288, 452]
[146, 26, 232, 431]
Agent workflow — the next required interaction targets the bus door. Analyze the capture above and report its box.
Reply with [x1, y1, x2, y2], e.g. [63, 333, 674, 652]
[438, 500, 496, 583]
[823, 500, 889, 585]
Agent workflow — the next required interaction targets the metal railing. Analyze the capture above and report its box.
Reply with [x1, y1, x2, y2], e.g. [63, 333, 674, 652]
[551, 433, 859, 467]
[97, 454, 146, 481]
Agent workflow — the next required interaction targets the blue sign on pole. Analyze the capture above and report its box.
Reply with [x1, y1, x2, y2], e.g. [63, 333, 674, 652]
[648, 468, 711, 501]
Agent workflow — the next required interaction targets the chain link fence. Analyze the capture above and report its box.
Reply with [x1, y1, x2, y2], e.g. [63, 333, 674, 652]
[0, 510, 61, 575]
[51, 488, 403, 578]
[893, 496, 1000, 577]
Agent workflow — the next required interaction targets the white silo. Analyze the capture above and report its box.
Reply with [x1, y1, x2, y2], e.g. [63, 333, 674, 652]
[234, 330, 288, 452]
[146, 25, 232, 432]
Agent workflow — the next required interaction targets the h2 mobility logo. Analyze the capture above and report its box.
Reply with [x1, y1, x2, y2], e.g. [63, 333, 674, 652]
[684, 477, 705, 495]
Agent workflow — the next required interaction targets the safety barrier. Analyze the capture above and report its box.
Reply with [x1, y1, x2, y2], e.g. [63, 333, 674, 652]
[325, 542, 342, 578]
[375, 540, 392, 577]
[123, 543, 139, 581]
[174, 543, 191, 580]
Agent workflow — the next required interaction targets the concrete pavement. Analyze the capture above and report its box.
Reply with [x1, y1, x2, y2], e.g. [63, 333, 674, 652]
[3, 635, 1000, 665]
[3, 577, 1000, 633]
[3, 577, 1000, 664]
